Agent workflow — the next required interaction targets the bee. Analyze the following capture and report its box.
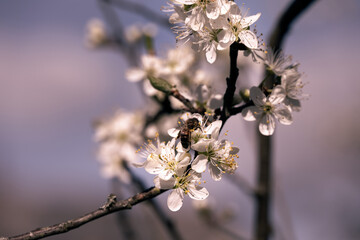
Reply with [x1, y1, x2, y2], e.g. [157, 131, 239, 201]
[179, 118, 201, 149]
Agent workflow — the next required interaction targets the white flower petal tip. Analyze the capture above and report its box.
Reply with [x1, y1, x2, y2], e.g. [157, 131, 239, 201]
[239, 30, 258, 49]
[191, 155, 208, 173]
[259, 114, 276, 136]
[188, 186, 209, 200]
[168, 128, 180, 138]
[167, 189, 184, 212]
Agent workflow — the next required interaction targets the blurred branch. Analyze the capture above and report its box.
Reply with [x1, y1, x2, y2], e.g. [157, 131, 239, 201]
[269, 0, 317, 51]
[225, 173, 255, 198]
[214, 225, 251, 240]
[254, 1, 318, 240]
[98, 0, 126, 48]
[3, 188, 166, 240]
[111, 179, 137, 240]
[110, 0, 172, 30]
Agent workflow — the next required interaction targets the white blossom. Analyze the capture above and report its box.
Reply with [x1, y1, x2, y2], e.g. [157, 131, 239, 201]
[154, 169, 209, 211]
[125, 24, 143, 43]
[97, 141, 132, 183]
[281, 68, 305, 112]
[143, 138, 191, 180]
[85, 19, 107, 48]
[125, 55, 164, 82]
[167, 112, 222, 152]
[162, 45, 195, 75]
[262, 49, 293, 76]
[193, 84, 223, 112]
[217, 3, 261, 50]
[191, 138, 239, 181]
[242, 86, 293, 136]
[94, 110, 144, 182]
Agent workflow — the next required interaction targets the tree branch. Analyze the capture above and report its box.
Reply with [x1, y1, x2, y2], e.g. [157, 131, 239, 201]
[269, 0, 317, 51]
[170, 89, 199, 113]
[220, 42, 248, 125]
[254, 1, 318, 240]
[3, 187, 166, 240]
[225, 173, 255, 198]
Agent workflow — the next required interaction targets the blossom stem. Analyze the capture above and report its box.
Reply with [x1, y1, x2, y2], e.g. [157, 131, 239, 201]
[170, 89, 199, 113]
[220, 42, 243, 124]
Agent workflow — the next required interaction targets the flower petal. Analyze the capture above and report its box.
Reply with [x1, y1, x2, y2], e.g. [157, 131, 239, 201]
[191, 139, 212, 152]
[159, 169, 174, 180]
[168, 128, 180, 138]
[239, 30, 258, 49]
[250, 87, 266, 107]
[206, 2, 220, 19]
[188, 185, 209, 200]
[230, 146, 240, 154]
[154, 176, 176, 189]
[125, 68, 145, 82]
[274, 105, 293, 125]
[284, 98, 301, 112]
[144, 158, 163, 174]
[205, 42, 217, 64]
[203, 120, 222, 137]
[209, 164, 222, 181]
[241, 13, 261, 28]
[242, 106, 262, 121]
[259, 114, 276, 136]
[269, 86, 286, 105]
[176, 152, 191, 169]
[192, 155, 208, 173]
[167, 188, 184, 212]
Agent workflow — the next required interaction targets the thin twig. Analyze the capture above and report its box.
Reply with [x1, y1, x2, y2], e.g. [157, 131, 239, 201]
[3, 188, 166, 240]
[170, 89, 199, 113]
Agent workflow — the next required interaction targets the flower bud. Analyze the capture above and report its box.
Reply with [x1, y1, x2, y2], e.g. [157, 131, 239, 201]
[148, 76, 173, 94]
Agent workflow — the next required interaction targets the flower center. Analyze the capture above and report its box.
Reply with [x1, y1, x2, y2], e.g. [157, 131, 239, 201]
[263, 101, 273, 113]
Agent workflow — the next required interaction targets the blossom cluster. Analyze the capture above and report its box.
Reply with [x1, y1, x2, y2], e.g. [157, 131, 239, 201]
[89, 0, 308, 214]
[165, 0, 261, 63]
[126, 44, 223, 112]
[94, 110, 145, 183]
[242, 49, 306, 136]
[139, 112, 239, 211]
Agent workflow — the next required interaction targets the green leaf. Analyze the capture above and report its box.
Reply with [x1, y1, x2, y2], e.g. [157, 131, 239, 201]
[148, 76, 173, 94]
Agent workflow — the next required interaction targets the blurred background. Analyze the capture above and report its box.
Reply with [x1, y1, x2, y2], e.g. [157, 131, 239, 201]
[0, 0, 359, 239]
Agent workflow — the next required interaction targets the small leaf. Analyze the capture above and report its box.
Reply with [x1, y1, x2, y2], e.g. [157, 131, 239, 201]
[148, 76, 173, 94]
